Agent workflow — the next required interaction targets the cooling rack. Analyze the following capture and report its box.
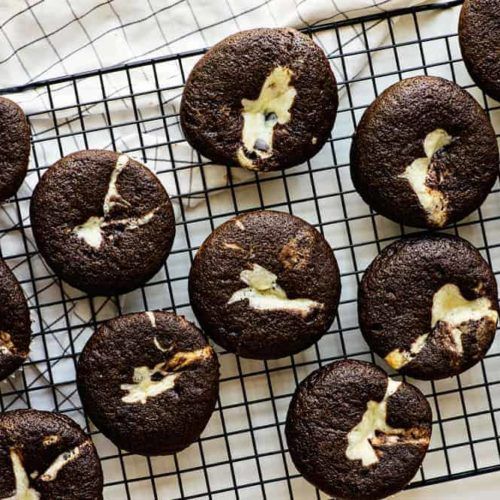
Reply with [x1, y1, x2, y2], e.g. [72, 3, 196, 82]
[1, 0, 500, 498]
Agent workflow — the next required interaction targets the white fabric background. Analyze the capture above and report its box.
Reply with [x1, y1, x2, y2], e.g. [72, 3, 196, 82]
[0, 0, 436, 88]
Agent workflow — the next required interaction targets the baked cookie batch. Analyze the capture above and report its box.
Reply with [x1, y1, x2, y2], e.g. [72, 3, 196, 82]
[0, 2, 499, 498]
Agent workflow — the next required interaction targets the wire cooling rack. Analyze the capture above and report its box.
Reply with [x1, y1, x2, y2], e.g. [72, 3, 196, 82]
[1, 0, 500, 498]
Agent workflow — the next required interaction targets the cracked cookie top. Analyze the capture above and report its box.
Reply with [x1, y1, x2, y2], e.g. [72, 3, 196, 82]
[189, 210, 340, 359]
[359, 233, 498, 379]
[77, 311, 219, 456]
[350, 76, 498, 229]
[180, 28, 338, 172]
[285, 359, 432, 500]
[30, 149, 175, 296]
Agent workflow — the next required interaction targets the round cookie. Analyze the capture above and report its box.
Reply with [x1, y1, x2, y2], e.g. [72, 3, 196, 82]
[30, 150, 175, 296]
[180, 28, 338, 172]
[459, 0, 500, 101]
[0, 259, 31, 381]
[77, 311, 219, 456]
[189, 210, 341, 359]
[285, 359, 432, 500]
[0, 96, 30, 202]
[359, 234, 499, 380]
[350, 76, 498, 229]
[0, 409, 103, 500]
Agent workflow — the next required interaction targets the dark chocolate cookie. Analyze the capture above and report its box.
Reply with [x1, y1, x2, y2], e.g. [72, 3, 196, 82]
[286, 359, 432, 500]
[350, 76, 498, 228]
[0, 409, 103, 500]
[189, 210, 341, 359]
[30, 150, 175, 296]
[0, 259, 31, 381]
[0, 96, 30, 202]
[359, 234, 499, 380]
[0, 97, 30, 202]
[180, 28, 338, 172]
[77, 311, 219, 456]
[459, 0, 500, 101]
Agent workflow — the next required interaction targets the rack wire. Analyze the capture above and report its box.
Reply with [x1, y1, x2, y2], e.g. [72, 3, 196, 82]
[1, 0, 500, 498]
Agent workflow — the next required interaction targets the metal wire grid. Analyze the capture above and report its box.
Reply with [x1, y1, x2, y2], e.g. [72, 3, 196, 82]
[1, 0, 500, 498]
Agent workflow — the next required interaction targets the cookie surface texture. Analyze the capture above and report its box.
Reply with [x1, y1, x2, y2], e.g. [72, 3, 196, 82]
[350, 76, 498, 228]
[286, 359, 432, 500]
[0, 409, 103, 500]
[189, 210, 341, 359]
[359, 234, 499, 379]
[0, 96, 30, 202]
[181, 28, 338, 171]
[459, 0, 500, 101]
[0, 259, 31, 381]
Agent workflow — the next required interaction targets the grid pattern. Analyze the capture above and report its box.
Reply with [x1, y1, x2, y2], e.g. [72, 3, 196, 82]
[0, 0, 438, 90]
[1, 1, 500, 498]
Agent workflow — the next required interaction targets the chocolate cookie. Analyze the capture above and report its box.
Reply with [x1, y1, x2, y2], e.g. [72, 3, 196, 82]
[0, 409, 103, 500]
[350, 76, 498, 228]
[359, 234, 499, 380]
[189, 210, 341, 359]
[30, 150, 175, 296]
[0, 259, 31, 381]
[459, 0, 500, 101]
[77, 311, 219, 456]
[180, 28, 338, 172]
[286, 360, 432, 500]
[0, 96, 30, 202]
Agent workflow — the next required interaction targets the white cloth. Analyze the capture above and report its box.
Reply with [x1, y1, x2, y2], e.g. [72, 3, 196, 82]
[0, 0, 436, 89]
